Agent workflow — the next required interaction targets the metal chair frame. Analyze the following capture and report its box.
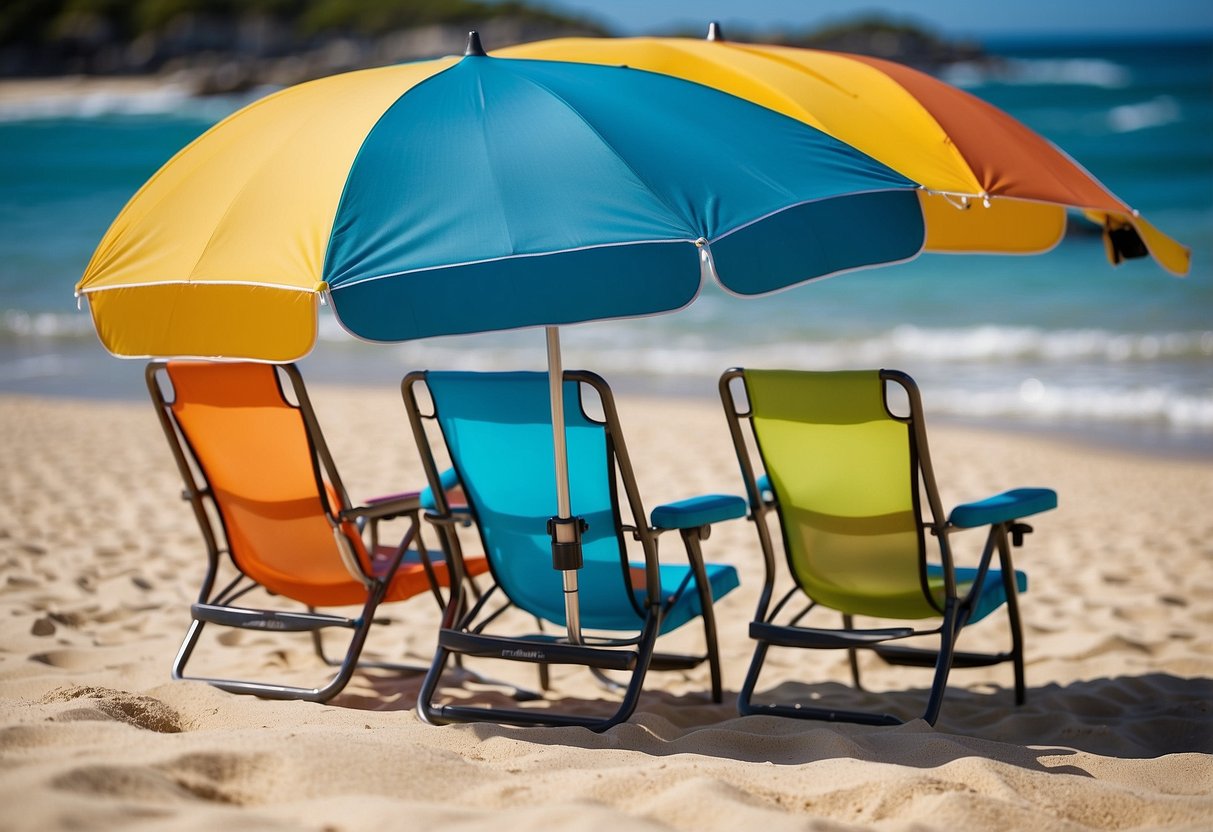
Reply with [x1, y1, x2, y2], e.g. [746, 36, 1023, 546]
[148, 361, 442, 703]
[720, 367, 1032, 725]
[403, 369, 728, 731]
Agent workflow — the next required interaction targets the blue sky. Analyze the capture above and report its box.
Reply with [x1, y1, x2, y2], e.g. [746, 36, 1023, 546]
[532, 1, 1213, 39]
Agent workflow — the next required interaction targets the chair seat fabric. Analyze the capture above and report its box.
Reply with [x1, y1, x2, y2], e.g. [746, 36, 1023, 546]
[649, 562, 740, 634]
[514, 559, 739, 633]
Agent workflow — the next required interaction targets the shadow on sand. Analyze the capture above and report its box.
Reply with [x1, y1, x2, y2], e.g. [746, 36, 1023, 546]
[331, 667, 1212, 769]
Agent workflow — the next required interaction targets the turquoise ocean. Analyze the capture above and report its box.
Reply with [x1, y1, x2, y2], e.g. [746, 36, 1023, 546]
[1, 37, 1210, 453]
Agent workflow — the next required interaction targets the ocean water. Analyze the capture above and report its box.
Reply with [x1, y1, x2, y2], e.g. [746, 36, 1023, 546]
[1, 37, 1210, 454]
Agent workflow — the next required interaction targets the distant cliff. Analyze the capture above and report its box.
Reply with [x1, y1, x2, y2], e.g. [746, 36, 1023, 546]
[0, 1, 607, 91]
[1, 3, 988, 93]
[671, 16, 988, 71]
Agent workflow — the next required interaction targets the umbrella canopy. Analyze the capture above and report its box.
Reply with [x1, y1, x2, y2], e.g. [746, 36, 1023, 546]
[499, 29, 1190, 276]
[76, 33, 929, 644]
[76, 37, 925, 362]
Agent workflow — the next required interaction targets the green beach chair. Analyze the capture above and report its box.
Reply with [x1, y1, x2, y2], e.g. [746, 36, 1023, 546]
[402, 369, 744, 731]
[720, 368, 1057, 725]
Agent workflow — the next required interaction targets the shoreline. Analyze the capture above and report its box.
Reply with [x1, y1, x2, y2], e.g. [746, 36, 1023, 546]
[5, 374, 1211, 462]
[0, 75, 188, 101]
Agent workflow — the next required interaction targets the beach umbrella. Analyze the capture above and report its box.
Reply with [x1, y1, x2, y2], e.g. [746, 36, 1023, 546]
[500, 24, 1190, 276]
[75, 33, 927, 642]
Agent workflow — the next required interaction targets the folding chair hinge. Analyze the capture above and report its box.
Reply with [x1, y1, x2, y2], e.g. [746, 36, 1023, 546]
[547, 516, 588, 571]
[1010, 522, 1033, 547]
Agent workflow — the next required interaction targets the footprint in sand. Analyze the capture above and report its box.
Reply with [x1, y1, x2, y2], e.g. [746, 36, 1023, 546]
[29, 648, 112, 671]
[40, 685, 183, 733]
[51, 751, 270, 805]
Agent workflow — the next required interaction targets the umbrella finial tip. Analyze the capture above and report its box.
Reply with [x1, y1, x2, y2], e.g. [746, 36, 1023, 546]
[706, 21, 725, 41]
[465, 30, 487, 56]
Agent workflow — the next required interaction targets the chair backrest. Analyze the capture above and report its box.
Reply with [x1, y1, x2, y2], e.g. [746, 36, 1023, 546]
[740, 369, 935, 619]
[421, 371, 647, 630]
[155, 361, 365, 600]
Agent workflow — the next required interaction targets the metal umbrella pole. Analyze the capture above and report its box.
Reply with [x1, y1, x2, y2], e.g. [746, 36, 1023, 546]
[545, 326, 584, 645]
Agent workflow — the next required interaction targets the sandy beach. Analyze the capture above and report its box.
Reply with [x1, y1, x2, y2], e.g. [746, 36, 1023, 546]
[0, 383, 1210, 830]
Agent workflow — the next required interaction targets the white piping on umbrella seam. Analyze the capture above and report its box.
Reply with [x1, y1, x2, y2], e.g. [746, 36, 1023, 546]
[705, 190, 928, 302]
[916, 191, 1155, 259]
[327, 237, 698, 292]
[922, 189, 988, 202]
[76, 280, 320, 295]
[932, 192, 990, 209]
[705, 187, 917, 246]
[921, 187, 1137, 217]
[324, 279, 707, 347]
[708, 241, 926, 302]
[74, 293, 322, 363]
[329, 188, 922, 293]
[88, 351, 315, 363]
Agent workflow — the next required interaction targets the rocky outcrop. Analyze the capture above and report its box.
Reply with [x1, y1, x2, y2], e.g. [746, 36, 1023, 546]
[1, 5, 989, 93]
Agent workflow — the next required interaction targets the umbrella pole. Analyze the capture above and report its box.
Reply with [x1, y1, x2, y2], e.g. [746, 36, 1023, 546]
[546, 326, 584, 645]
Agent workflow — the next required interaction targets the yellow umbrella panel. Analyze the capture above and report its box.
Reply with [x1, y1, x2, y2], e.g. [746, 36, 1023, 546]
[76, 57, 460, 360]
[500, 36, 1189, 276]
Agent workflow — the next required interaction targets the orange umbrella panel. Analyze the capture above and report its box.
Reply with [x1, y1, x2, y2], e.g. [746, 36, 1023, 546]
[499, 36, 1189, 276]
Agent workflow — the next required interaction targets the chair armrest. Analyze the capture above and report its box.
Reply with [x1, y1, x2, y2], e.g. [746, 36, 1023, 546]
[948, 487, 1057, 529]
[343, 491, 422, 523]
[651, 494, 747, 530]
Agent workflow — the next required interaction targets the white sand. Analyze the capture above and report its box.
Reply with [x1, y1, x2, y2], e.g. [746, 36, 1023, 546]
[1, 385, 1210, 830]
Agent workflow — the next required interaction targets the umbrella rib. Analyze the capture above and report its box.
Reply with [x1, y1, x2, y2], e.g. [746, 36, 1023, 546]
[507, 70, 701, 237]
[78, 82, 309, 288]
[470, 70, 527, 259]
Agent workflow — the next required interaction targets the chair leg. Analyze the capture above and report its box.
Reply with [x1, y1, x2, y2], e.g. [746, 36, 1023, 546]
[682, 528, 724, 702]
[534, 617, 552, 691]
[417, 642, 456, 726]
[739, 636, 902, 725]
[842, 614, 863, 691]
[737, 639, 771, 716]
[308, 605, 431, 674]
[922, 600, 961, 726]
[173, 583, 393, 703]
[420, 614, 662, 732]
[997, 526, 1028, 706]
[171, 618, 206, 682]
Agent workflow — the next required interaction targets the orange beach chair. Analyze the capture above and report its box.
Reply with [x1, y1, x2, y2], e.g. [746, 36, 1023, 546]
[147, 360, 485, 702]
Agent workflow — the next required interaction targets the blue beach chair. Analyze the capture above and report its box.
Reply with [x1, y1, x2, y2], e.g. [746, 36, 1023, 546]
[402, 370, 744, 730]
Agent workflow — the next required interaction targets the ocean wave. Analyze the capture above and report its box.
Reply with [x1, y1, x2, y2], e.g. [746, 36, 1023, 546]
[940, 57, 1131, 89]
[925, 381, 1213, 429]
[4, 314, 1210, 433]
[548, 325, 1213, 369]
[0, 82, 264, 123]
[361, 341, 1212, 430]
[18, 313, 1212, 369]
[1107, 96, 1182, 132]
[0, 354, 70, 383]
[834, 325, 1213, 364]
[0, 310, 97, 340]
